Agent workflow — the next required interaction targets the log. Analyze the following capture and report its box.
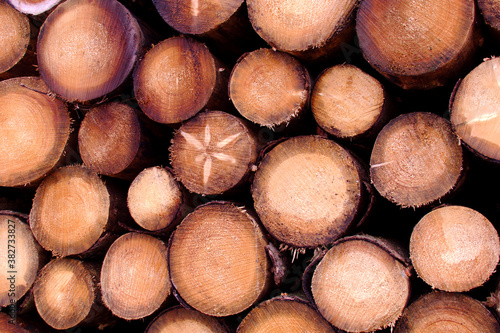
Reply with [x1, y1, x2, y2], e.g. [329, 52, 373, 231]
[394, 291, 500, 332]
[0, 0, 32, 79]
[168, 201, 271, 317]
[311, 64, 391, 140]
[236, 295, 336, 332]
[151, 0, 242, 35]
[246, 0, 359, 63]
[127, 166, 184, 231]
[356, 0, 479, 89]
[252, 135, 368, 248]
[0, 212, 44, 309]
[409, 205, 500, 292]
[311, 235, 411, 332]
[370, 112, 464, 208]
[33, 258, 111, 330]
[36, 0, 143, 102]
[478, 0, 500, 41]
[5, 0, 62, 15]
[145, 306, 230, 333]
[133, 36, 229, 125]
[100, 232, 171, 320]
[29, 165, 117, 257]
[450, 57, 500, 162]
[78, 101, 158, 180]
[170, 110, 259, 195]
[0, 76, 70, 187]
[229, 48, 311, 129]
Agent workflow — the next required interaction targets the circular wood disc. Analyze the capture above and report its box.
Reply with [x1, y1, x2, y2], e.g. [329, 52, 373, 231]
[237, 296, 335, 332]
[101, 232, 171, 320]
[127, 166, 183, 231]
[312, 238, 410, 332]
[0, 1, 29, 74]
[79, 102, 141, 176]
[0, 213, 40, 307]
[37, 0, 141, 101]
[168, 202, 270, 317]
[252, 135, 363, 247]
[311, 64, 385, 139]
[34, 258, 94, 330]
[29, 165, 110, 257]
[357, 0, 476, 89]
[152, 0, 244, 35]
[450, 57, 500, 162]
[229, 48, 310, 128]
[370, 112, 463, 208]
[0, 77, 70, 187]
[170, 110, 258, 195]
[247, 0, 358, 52]
[410, 205, 500, 292]
[146, 306, 230, 333]
[134, 36, 217, 124]
[394, 291, 500, 332]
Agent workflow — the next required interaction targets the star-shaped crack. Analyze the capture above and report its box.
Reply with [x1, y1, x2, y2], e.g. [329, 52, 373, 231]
[180, 124, 240, 187]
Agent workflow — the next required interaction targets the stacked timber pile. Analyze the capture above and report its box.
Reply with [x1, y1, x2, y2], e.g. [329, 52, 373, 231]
[0, 0, 499, 332]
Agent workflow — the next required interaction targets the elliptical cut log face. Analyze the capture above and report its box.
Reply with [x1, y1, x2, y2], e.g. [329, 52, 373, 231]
[0, 77, 70, 187]
[168, 202, 271, 317]
[170, 110, 259, 195]
[394, 291, 500, 332]
[134, 36, 229, 125]
[252, 135, 366, 248]
[37, 0, 142, 102]
[450, 57, 500, 162]
[0, 1, 30, 76]
[410, 205, 500, 292]
[370, 112, 464, 208]
[357, 0, 479, 89]
[101, 232, 171, 320]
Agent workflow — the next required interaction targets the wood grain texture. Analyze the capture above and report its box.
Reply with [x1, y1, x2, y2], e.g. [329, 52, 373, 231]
[450, 57, 500, 162]
[357, 0, 479, 89]
[37, 0, 142, 101]
[0, 76, 70, 187]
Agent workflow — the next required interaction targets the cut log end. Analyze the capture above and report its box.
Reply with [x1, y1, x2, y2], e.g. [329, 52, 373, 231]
[370, 112, 463, 208]
[410, 205, 500, 292]
[237, 295, 336, 332]
[170, 110, 258, 195]
[168, 202, 271, 317]
[29, 165, 110, 257]
[33, 258, 95, 330]
[229, 48, 310, 128]
[252, 135, 364, 248]
[134, 36, 219, 124]
[0, 212, 41, 307]
[0, 77, 70, 187]
[247, 0, 358, 53]
[450, 57, 500, 162]
[101, 232, 171, 320]
[312, 237, 410, 332]
[146, 306, 230, 333]
[394, 291, 500, 332]
[357, 0, 478, 89]
[152, 0, 244, 35]
[0, 1, 29, 74]
[127, 166, 183, 231]
[311, 64, 386, 139]
[79, 102, 141, 176]
[6, 0, 63, 15]
[37, 0, 142, 102]
[478, 0, 500, 38]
